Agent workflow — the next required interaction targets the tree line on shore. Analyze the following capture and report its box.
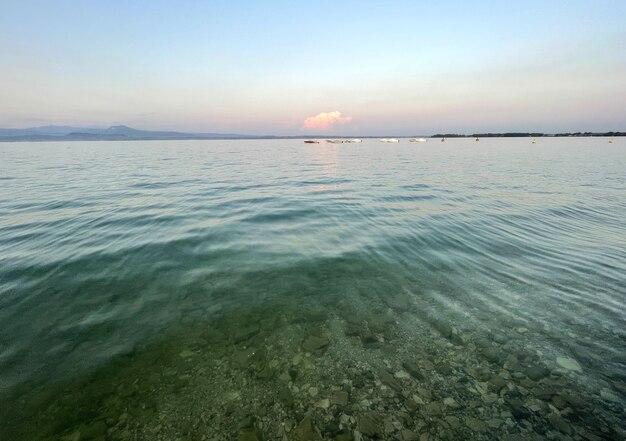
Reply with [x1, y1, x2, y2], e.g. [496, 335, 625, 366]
[431, 132, 625, 138]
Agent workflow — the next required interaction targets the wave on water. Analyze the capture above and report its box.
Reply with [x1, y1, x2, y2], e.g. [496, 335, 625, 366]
[0, 138, 625, 440]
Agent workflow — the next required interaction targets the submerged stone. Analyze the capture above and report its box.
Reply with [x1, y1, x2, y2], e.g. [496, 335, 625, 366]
[237, 428, 263, 441]
[292, 417, 321, 441]
[368, 315, 393, 333]
[424, 402, 442, 417]
[324, 421, 341, 438]
[315, 398, 330, 410]
[302, 335, 329, 353]
[486, 418, 503, 429]
[256, 365, 274, 380]
[394, 370, 410, 379]
[288, 367, 299, 380]
[480, 346, 500, 363]
[547, 413, 572, 434]
[525, 365, 550, 381]
[357, 413, 383, 438]
[506, 398, 530, 420]
[531, 386, 556, 400]
[488, 375, 506, 391]
[402, 360, 424, 381]
[445, 416, 461, 429]
[443, 397, 460, 409]
[556, 357, 582, 373]
[465, 417, 487, 433]
[362, 332, 379, 345]
[551, 394, 568, 409]
[307, 324, 326, 338]
[345, 323, 362, 337]
[600, 388, 620, 402]
[434, 363, 453, 376]
[238, 416, 256, 429]
[400, 430, 418, 441]
[178, 349, 195, 359]
[331, 390, 349, 406]
[431, 319, 452, 338]
[378, 368, 402, 391]
[405, 398, 419, 412]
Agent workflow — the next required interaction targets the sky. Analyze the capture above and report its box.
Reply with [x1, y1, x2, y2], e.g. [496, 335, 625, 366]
[0, 1, 625, 135]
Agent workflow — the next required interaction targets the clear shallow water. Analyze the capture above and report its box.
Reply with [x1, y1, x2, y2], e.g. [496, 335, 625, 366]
[0, 138, 625, 440]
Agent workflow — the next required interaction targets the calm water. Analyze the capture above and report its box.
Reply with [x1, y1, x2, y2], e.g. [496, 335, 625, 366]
[0, 138, 625, 440]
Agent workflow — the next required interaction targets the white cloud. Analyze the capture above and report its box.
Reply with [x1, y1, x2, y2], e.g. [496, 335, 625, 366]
[303, 111, 352, 130]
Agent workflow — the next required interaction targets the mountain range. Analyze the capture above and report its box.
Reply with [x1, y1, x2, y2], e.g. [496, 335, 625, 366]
[0, 125, 267, 141]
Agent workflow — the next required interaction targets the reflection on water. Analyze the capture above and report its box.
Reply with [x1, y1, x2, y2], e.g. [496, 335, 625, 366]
[0, 138, 624, 440]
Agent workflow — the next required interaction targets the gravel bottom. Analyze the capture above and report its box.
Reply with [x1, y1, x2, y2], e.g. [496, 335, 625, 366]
[2, 289, 625, 441]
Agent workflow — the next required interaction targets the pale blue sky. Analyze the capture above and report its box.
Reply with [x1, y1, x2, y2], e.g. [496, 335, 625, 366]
[1, 1, 625, 134]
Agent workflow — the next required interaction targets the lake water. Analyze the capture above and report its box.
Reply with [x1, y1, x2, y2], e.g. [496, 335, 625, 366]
[0, 138, 624, 440]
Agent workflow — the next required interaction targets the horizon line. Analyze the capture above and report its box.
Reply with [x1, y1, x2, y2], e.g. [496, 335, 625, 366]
[0, 124, 625, 140]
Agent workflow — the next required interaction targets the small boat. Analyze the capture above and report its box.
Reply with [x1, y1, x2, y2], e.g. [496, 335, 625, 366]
[441, 137, 445, 142]
[409, 138, 427, 143]
[531, 138, 537, 144]
[379, 138, 400, 143]
[608, 139, 614, 144]
[344, 139, 362, 143]
[326, 139, 344, 144]
[304, 140, 320, 144]
[475, 137, 480, 141]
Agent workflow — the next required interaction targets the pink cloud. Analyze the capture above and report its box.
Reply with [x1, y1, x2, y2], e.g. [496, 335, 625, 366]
[303, 111, 353, 130]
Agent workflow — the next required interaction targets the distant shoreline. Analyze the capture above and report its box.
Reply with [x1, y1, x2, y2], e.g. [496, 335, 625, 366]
[431, 132, 625, 138]
[1, 134, 624, 143]
[0, 125, 623, 143]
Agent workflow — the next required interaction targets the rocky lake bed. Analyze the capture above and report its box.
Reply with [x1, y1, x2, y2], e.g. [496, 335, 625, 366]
[2, 288, 624, 441]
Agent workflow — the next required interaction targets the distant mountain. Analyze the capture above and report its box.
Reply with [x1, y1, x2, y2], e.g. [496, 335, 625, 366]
[0, 125, 90, 137]
[0, 125, 268, 141]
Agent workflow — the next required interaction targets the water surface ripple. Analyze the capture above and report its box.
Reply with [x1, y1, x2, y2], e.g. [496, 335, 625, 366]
[0, 138, 625, 439]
